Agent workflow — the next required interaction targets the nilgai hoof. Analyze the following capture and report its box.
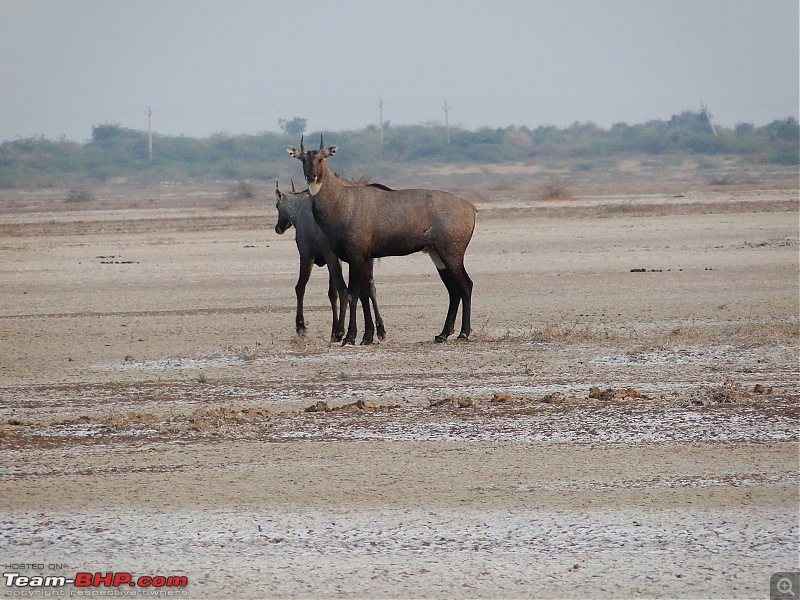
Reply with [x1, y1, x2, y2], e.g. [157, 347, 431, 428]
[376, 323, 386, 341]
[331, 332, 344, 343]
[456, 333, 470, 341]
[296, 326, 307, 335]
[434, 334, 448, 343]
[360, 337, 374, 346]
[341, 337, 356, 347]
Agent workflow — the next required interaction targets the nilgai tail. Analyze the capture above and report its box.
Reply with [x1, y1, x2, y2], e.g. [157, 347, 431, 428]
[289, 135, 476, 345]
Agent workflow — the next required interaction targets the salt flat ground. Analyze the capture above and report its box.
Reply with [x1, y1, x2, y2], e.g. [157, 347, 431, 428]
[0, 176, 798, 598]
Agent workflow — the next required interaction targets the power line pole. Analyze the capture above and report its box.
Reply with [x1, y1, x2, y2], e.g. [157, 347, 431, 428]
[378, 96, 384, 145]
[145, 106, 153, 159]
[700, 102, 717, 136]
[442, 100, 451, 143]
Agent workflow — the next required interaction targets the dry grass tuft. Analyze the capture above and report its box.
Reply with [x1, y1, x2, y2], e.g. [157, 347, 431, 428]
[228, 180, 257, 199]
[651, 321, 799, 349]
[64, 188, 95, 203]
[187, 404, 272, 432]
[474, 315, 634, 344]
[538, 175, 573, 200]
[688, 378, 777, 407]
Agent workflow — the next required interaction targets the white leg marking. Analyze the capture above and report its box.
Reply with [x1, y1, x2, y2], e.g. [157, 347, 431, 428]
[426, 248, 446, 270]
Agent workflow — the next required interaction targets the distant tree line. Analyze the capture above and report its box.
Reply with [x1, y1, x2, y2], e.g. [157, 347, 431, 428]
[0, 110, 796, 189]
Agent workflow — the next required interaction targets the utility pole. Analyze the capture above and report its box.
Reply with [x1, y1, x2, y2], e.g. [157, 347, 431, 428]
[378, 96, 384, 145]
[145, 106, 153, 159]
[700, 102, 717, 136]
[442, 100, 451, 143]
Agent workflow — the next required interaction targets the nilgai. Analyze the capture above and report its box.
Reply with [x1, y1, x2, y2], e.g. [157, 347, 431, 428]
[288, 135, 476, 345]
[274, 181, 385, 342]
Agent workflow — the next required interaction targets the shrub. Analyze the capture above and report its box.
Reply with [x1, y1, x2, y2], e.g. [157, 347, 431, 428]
[64, 188, 95, 202]
[539, 175, 572, 200]
[229, 180, 257, 198]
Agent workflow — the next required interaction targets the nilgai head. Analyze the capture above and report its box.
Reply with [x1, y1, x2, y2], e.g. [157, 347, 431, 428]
[287, 134, 337, 194]
[274, 180, 293, 235]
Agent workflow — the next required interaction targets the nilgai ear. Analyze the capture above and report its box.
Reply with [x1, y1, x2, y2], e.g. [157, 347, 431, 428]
[287, 147, 301, 158]
[323, 145, 338, 157]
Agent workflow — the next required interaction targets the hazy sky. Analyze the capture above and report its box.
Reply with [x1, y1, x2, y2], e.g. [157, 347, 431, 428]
[1, 0, 797, 142]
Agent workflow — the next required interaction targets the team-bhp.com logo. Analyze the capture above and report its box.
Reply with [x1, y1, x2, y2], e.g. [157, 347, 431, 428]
[3, 571, 188, 596]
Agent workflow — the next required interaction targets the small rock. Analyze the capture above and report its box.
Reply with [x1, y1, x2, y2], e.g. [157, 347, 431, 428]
[589, 386, 617, 400]
[190, 419, 211, 432]
[490, 392, 516, 403]
[242, 407, 272, 418]
[711, 390, 734, 403]
[753, 384, 766, 394]
[305, 401, 331, 413]
[540, 392, 563, 404]
[429, 397, 474, 408]
[0, 426, 21, 440]
[589, 387, 646, 401]
[337, 399, 377, 412]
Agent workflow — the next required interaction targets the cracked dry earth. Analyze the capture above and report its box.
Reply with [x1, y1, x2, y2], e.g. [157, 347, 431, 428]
[0, 186, 798, 598]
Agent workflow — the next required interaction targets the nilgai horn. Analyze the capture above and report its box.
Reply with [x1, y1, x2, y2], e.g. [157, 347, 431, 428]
[274, 181, 385, 342]
[288, 134, 476, 345]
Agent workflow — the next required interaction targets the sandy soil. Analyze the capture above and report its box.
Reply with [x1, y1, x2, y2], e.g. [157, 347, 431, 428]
[0, 175, 798, 598]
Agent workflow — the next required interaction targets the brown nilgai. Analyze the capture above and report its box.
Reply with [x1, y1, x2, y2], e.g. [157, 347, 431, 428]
[289, 135, 476, 345]
[274, 180, 385, 342]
